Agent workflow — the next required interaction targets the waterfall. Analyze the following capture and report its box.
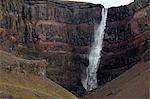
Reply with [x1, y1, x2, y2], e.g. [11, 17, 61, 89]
[81, 8, 108, 91]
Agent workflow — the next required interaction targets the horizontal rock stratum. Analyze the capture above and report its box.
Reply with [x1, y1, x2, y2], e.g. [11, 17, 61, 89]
[0, 0, 150, 96]
[0, 50, 47, 76]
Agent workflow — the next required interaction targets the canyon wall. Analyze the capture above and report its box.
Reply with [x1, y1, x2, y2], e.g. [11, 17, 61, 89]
[98, 0, 150, 86]
[0, 50, 47, 76]
[0, 0, 149, 96]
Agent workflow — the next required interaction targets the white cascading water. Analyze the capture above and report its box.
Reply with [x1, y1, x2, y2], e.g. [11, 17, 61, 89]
[81, 8, 108, 91]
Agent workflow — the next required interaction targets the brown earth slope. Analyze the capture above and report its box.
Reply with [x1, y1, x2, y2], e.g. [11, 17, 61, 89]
[83, 61, 150, 99]
[0, 50, 77, 99]
[0, 0, 149, 96]
[0, 72, 78, 99]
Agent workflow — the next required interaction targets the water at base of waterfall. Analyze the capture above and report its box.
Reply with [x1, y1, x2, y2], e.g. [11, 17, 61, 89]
[81, 8, 108, 91]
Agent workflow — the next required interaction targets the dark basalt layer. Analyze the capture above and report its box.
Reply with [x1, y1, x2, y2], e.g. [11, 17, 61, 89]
[98, 0, 150, 86]
[0, 0, 150, 96]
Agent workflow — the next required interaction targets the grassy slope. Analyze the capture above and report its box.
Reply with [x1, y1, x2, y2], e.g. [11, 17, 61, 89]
[0, 50, 77, 99]
[83, 61, 150, 99]
[0, 72, 77, 99]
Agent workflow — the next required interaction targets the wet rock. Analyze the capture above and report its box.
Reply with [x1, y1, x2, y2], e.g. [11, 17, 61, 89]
[0, 0, 149, 96]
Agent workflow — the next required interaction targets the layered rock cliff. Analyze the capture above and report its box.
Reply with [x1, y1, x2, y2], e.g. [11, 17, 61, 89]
[0, 50, 47, 76]
[98, 0, 150, 86]
[0, 0, 149, 96]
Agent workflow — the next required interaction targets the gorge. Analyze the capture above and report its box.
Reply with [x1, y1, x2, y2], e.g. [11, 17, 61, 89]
[81, 8, 108, 91]
[0, 0, 149, 98]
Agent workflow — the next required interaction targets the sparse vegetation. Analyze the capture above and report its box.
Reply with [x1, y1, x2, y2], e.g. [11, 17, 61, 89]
[0, 50, 77, 99]
[0, 72, 77, 99]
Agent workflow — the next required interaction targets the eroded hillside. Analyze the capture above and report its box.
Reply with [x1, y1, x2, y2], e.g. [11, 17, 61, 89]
[0, 50, 77, 99]
[0, 0, 149, 96]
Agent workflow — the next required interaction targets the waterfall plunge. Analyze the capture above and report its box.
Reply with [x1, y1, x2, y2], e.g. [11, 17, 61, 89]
[81, 8, 108, 91]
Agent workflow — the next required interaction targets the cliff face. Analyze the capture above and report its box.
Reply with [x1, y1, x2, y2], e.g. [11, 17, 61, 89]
[98, 0, 150, 85]
[0, 0, 104, 95]
[0, 50, 47, 76]
[0, 0, 149, 96]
